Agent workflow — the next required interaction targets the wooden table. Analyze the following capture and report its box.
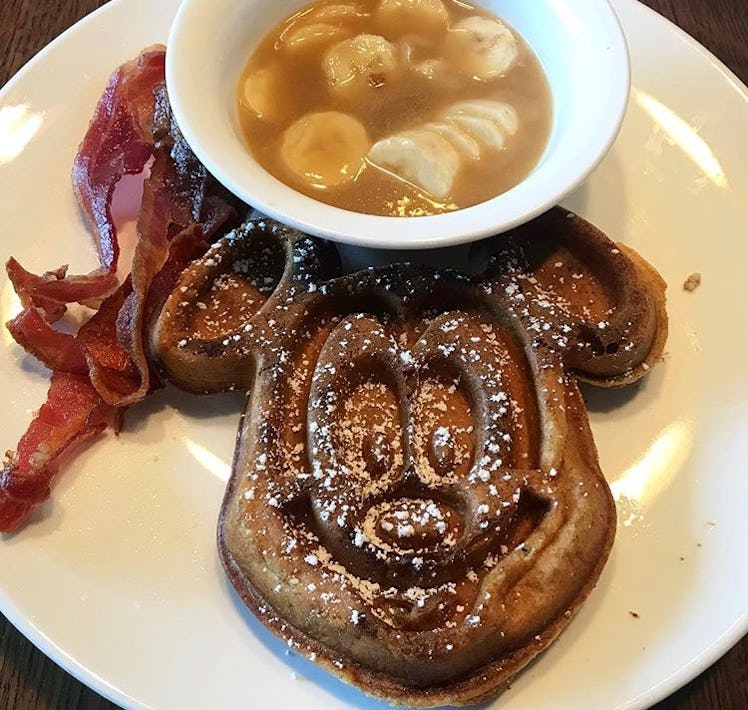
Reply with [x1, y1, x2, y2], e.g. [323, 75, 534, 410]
[1, 1, 746, 708]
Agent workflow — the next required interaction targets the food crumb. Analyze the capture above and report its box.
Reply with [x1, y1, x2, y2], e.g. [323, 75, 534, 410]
[683, 272, 701, 292]
[629, 611, 640, 619]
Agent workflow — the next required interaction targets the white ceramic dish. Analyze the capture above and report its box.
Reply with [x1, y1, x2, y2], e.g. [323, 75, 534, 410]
[0, 1, 747, 709]
[166, 0, 630, 249]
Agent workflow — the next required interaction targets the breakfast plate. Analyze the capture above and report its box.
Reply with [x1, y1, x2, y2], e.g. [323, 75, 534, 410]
[0, 1, 746, 709]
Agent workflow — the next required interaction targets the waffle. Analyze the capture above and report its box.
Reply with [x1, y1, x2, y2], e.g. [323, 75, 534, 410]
[478, 207, 668, 386]
[152, 210, 666, 706]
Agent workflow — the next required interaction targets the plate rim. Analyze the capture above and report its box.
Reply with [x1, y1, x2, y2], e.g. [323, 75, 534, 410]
[0, 1, 746, 709]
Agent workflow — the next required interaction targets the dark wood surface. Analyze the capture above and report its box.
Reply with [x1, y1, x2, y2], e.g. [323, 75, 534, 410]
[1, 0, 746, 708]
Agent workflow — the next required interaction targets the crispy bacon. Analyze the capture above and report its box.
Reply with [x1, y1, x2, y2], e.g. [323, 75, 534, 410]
[78, 279, 143, 402]
[5, 47, 166, 319]
[6, 259, 70, 322]
[1, 47, 243, 531]
[93, 85, 217, 405]
[0, 373, 113, 532]
[71, 46, 167, 277]
[6, 308, 88, 374]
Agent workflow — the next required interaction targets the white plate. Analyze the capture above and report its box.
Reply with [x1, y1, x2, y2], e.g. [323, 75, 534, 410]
[0, 1, 746, 709]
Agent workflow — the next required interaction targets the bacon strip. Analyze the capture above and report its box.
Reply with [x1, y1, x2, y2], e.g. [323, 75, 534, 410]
[91, 85, 212, 405]
[72, 45, 167, 275]
[0, 373, 113, 532]
[86, 84, 241, 406]
[78, 279, 143, 402]
[6, 308, 88, 374]
[1, 47, 242, 532]
[6, 259, 70, 323]
[5, 47, 166, 319]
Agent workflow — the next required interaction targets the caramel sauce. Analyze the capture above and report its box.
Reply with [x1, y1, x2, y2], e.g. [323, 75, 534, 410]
[238, 0, 552, 217]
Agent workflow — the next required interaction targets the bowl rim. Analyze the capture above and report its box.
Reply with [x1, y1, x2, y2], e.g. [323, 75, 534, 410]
[166, 0, 631, 250]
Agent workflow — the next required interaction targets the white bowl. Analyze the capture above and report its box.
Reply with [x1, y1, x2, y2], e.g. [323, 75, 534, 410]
[167, 0, 630, 250]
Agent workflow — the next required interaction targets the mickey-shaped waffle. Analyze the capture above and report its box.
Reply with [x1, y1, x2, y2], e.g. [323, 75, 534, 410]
[152, 208, 667, 706]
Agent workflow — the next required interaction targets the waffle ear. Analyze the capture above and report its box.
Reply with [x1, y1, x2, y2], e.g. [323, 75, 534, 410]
[151, 219, 340, 393]
[476, 207, 668, 387]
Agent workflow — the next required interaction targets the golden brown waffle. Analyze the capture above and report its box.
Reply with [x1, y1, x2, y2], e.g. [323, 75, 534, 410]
[477, 207, 668, 386]
[152, 211, 666, 706]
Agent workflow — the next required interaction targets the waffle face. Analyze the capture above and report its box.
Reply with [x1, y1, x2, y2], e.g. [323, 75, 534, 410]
[153, 210, 666, 706]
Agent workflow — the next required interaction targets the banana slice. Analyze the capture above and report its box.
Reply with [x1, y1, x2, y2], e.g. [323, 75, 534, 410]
[444, 16, 518, 80]
[367, 100, 518, 195]
[412, 58, 439, 78]
[281, 111, 370, 188]
[376, 0, 449, 38]
[445, 114, 504, 148]
[311, 3, 367, 21]
[241, 67, 282, 122]
[422, 121, 480, 159]
[283, 22, 348, 52]
[400, 36, 464, 91]
[443, 100, 518, 149]
[368, 129, 459, 198]
[450, 99, 519, 135]
[323, 34, 401, 94]
[282, 3, 367, 51]
[410, 58, 463, 91]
